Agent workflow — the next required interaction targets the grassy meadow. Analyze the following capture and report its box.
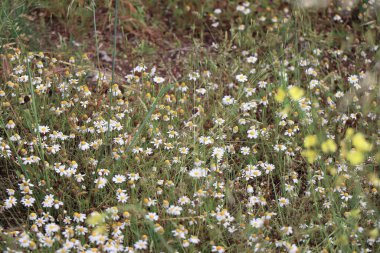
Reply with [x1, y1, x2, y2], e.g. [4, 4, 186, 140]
[0, 0, 379, 252]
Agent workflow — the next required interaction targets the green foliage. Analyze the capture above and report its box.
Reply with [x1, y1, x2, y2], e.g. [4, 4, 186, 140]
[0, 1, 380, 252]
[0, 0, 30, 44]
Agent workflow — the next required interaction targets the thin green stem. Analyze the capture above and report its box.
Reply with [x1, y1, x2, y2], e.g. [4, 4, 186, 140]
[91, 0, 101, 90]
[26, 60, 49, 187]
[106, 0, 119, 154]
[125, 83, 174, 154]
